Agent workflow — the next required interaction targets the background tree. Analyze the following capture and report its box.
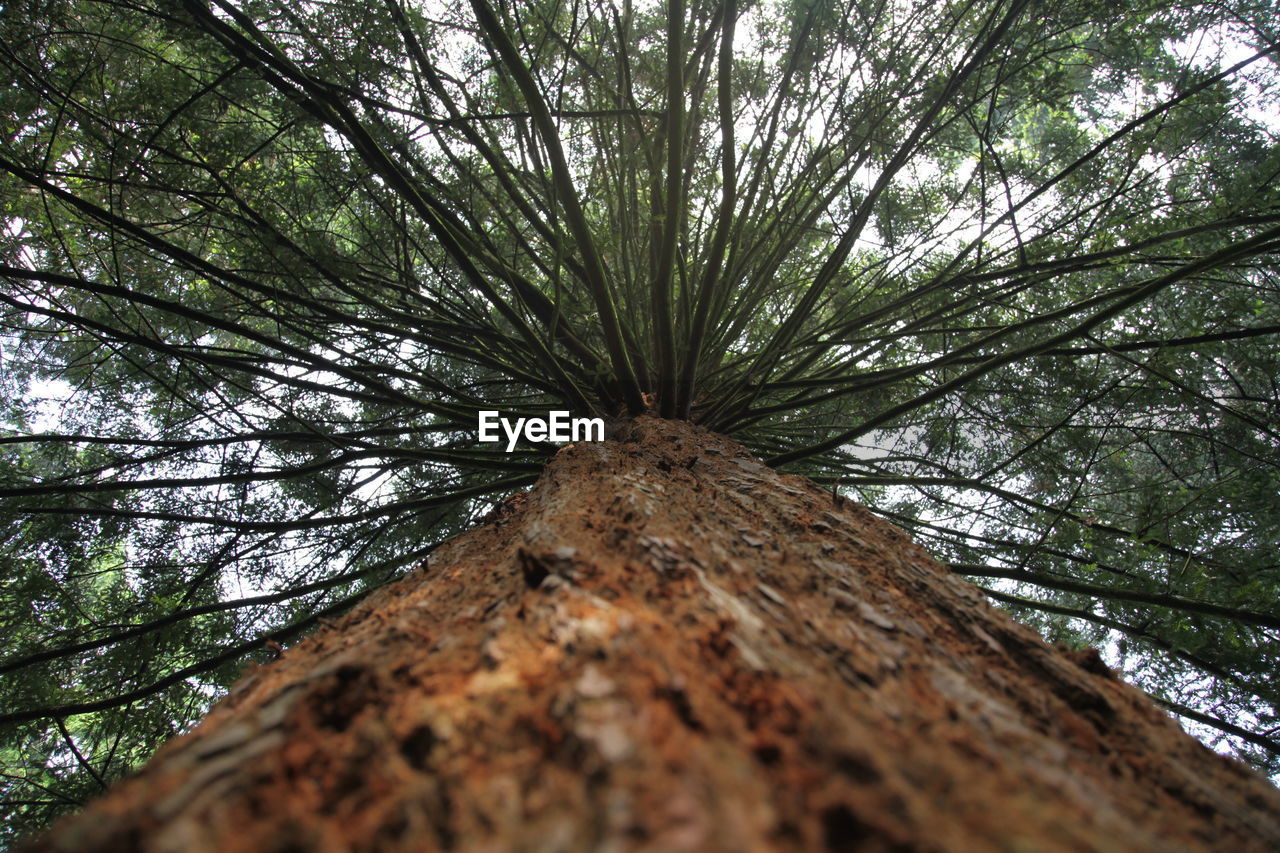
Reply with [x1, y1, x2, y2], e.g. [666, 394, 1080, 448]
[1, 0, 1278, 840]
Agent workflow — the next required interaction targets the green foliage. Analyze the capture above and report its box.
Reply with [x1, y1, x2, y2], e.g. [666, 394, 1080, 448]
[2, 0, 1280, 839]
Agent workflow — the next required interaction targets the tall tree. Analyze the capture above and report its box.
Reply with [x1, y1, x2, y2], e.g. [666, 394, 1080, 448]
[16, 418, 1280, 851]
[1, 0, 1279, 842]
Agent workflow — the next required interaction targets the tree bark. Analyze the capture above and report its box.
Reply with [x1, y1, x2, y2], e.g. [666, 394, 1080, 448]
[22, 417, 1280, 852]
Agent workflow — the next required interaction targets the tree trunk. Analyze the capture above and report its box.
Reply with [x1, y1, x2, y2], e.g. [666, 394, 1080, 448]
[23, 417, 1280, 852]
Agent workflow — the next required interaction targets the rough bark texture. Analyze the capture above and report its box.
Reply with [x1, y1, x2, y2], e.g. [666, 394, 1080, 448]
[23, 418, 1280, 852]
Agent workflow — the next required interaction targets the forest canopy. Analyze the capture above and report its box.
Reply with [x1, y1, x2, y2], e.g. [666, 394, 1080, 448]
[2, 0, 1279, 838]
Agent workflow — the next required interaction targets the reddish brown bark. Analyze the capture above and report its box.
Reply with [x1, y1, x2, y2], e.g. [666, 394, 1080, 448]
[23, 417, 1280, 851]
